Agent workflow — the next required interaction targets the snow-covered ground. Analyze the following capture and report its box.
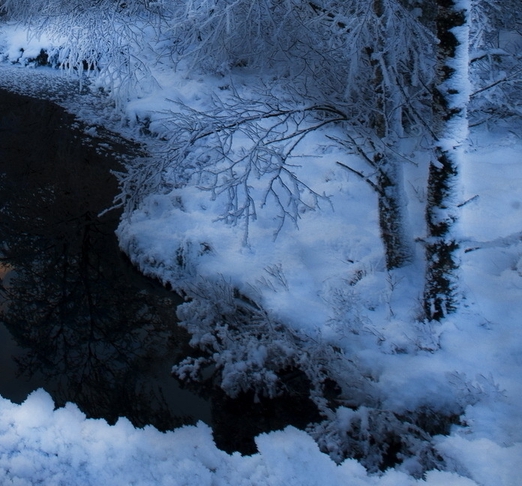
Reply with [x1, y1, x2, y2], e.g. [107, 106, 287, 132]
[0, 20, 521, 486]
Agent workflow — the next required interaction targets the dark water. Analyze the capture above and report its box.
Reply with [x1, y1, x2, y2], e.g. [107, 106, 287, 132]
[0, 88, 211, 430]
[0, 89, 320, 454]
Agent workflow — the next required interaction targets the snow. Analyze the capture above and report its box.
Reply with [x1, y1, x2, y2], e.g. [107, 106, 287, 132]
[0, 14, 521, 486]
[116, 127, 381, 333]
[0, 389, 490, 486]
[0, 23, 63, 65]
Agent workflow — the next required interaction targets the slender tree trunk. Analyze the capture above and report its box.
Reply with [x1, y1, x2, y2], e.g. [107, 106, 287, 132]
[377, 158, 411, 270]
[423, 0, 470, 320]
[371, 0, 412, 270]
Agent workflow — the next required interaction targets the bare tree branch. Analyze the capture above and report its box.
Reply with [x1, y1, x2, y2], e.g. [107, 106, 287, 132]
[335, 161, 382, 195]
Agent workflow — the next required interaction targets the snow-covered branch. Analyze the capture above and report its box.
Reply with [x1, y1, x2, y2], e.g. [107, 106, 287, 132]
[462, 230, 522, 253]
[124, 98, 350, 242]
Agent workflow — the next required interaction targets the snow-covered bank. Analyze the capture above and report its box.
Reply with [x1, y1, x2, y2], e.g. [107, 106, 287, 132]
[0, 11, 521, 485]
[0, 389, 489, 486]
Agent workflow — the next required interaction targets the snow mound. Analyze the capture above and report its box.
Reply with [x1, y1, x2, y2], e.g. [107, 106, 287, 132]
[0, 390, 495, 486]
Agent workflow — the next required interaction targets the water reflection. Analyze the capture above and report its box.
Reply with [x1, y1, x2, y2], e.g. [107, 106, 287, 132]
[0, 89, 210, 430]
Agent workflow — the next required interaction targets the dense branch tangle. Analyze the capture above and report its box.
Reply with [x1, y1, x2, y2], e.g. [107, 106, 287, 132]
[302, 0, 435, 269]
[160, 99, 346, 243]
[161, 0, 435, 260]
[1, 0, 165, 98]
[304, 0, 435, 133]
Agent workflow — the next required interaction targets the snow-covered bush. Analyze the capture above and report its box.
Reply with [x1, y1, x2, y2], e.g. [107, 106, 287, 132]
[172, 277, 372, 409]
[170, 277, 473, 475]
[308, 406, 458, 477]
[0, 0, 165, 99]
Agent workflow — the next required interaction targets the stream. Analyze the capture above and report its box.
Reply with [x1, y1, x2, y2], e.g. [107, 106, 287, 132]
[0, 88, 211, 430]
[0, 87, 320, 455]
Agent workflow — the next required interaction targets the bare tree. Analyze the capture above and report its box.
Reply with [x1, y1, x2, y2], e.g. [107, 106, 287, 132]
[141, 0, 434, 269]
[2, 0, 437, 271]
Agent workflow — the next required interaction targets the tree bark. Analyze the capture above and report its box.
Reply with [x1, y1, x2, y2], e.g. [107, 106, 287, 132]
[377, 158, 411, 270]
[371, 0, 412, 270]
[423, 0, 470, 320]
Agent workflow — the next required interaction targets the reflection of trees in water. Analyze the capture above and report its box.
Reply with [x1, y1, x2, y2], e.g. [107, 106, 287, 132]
[2, 215, 187, 430]
[0, 90, 196, 430]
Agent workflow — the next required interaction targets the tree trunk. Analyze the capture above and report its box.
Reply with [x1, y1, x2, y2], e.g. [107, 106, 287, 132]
[371, 0, 412, 270]
[423, 0, 470, 320]
[377, 158, 411, 270]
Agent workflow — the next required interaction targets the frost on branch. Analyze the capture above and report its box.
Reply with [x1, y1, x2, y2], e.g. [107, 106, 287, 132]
[131, 96, 342, 242]
[468, 0, 522, 126]
[308, 405, 460, 477]
[1, 0, 164, 98]
[172, 277, 371, 408]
